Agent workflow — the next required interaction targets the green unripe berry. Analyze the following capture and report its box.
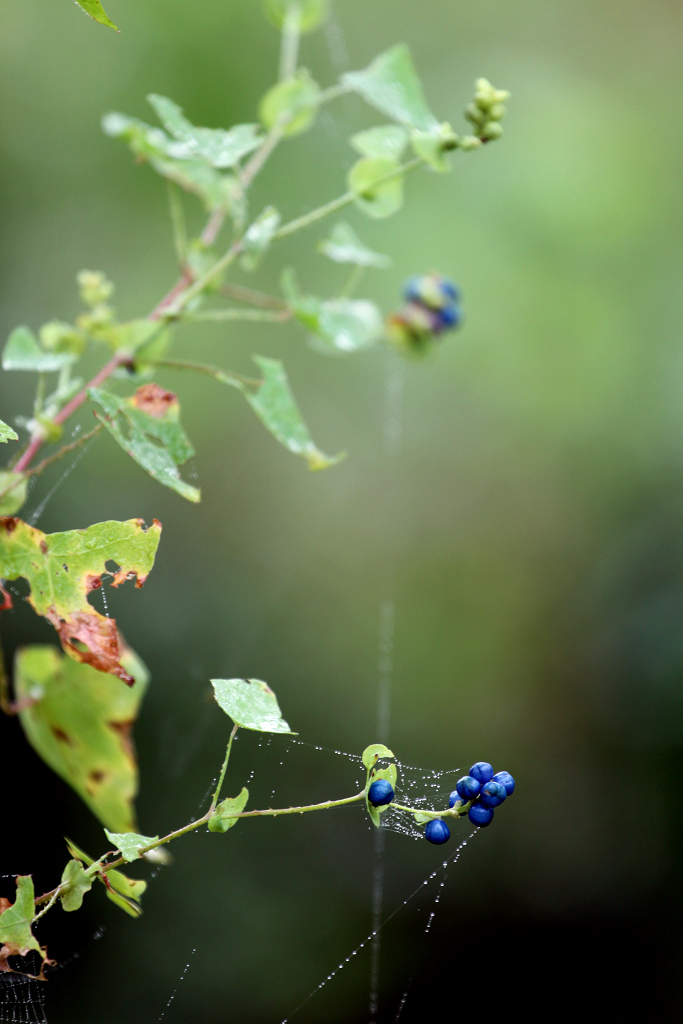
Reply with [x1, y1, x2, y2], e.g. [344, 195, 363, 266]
[481, 122, 503, 141]
[459, 135, 482, 152]
[488, 103, 506, 122]
[77, 269, 114, 309]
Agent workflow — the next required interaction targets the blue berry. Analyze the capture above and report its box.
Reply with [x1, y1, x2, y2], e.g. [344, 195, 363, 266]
[403, 274, 459, 311]
[448, 790, 464, 808]
[455, 776, 481, 801]
[368, 779, 395, 807]
[469, 762, 494, 785]
[435, 304, 462, 331]
[468, 804, 494, 828]
[492, 771, 515, 795]
[424, 819, 451, 845]
[479, 780, 506, 808]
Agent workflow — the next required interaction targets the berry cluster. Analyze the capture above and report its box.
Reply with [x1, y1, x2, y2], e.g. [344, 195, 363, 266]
[464, 78, 510, 143]
[386, 274, 462, 353]
[449, 762, 515, 830]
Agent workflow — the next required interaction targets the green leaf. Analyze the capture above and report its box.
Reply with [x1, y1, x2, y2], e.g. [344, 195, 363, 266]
[318, 222, 391, 269]
[260, 70, 321, 137]
[59, 859, 93, 913]
[108, 319, 169, 356]
[16, 645, 149, 831]
[342, 44, 438, 132]
[0, 877, 43, 961]
[410, 123, 459, 172]
[265, 0, 329, 32]
[350, 126, 408, 161]
[89, 385, 200, 503]
[0, 419, 18, 443]
[348, 157, 404, 219]
[245, 356, 342, 469]
[104, 830, 158, 862]
[147, 95, 261, 169]
[0, 517, 160, 683]
[75, 0, 118, 30]
[208, 787, 249, 833]
[240, 206, 281, 271]
[211, 678, 295, 734]
[282, 268, 383, 352]
[3, 326, 75, 372]
[65, 839, 146, 917]
[362, 743, 395, 770]
[0, 472, 27, 516]
[102, 113, 236, 212]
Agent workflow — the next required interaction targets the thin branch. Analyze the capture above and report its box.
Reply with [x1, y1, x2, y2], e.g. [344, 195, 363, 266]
[211, 723, 238, 812]
[279, 2, 301, 81]
[186, 308, 289, 323]
[219, 283, 287, 310]
[146, 359, 261, 388]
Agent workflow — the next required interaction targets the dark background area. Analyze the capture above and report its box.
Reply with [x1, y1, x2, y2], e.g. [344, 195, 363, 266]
[2, 0, 683, 1020]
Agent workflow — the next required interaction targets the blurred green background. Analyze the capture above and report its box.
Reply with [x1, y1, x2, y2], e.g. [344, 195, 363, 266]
[2, 0, 683, 1020]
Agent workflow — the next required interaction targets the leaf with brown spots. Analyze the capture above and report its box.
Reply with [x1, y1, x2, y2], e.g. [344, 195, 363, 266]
[0, 876, 50, 981]
[15, 645, 149, 832]
[0, 516, 160, 683]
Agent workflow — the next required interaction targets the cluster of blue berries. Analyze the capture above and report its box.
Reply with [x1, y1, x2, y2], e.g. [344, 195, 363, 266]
[386, 274, 462, 352]
[423, 762, 515, 845]
[367, 761, 514, 847]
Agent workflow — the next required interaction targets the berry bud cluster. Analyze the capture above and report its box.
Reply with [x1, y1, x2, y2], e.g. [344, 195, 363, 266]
[449, 761, 515, 830]
[465, 78, 510, 143]
[386, 274, 462, 353]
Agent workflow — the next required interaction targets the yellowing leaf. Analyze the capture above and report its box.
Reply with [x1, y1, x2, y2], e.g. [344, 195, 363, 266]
[89, 385, 200, 503]
[0, 517, 160, 683]
[0, 876, 49, 979]
[16, 645, 149, 832]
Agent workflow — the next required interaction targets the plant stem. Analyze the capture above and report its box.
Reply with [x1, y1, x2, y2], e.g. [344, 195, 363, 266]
[32, 889, 60, 922]
[274, 157, 424, 240]
[13, 352, 125, 474]
[185, 308, 287, 323]
[279, 3, 301, 81]
[211, 724, 238, 812]
[0, 424, 103, 510]
[219, 283, 287, 310]
[147, 359, 261, 388]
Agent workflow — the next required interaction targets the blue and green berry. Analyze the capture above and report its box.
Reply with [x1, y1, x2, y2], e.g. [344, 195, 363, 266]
[387, 273, 463, 353]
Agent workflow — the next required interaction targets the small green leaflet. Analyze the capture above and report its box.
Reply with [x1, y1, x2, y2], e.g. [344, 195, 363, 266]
[66, 839, 147, 918]
[361, 743, 395, 770]
[0, 419, 18, 443]
[342, 44, 438, 133]
[318, 222, 391, 269]
[241, 206, 281, 271]
[147, 95, 261, 169]
[208, 787, 249, 833]
[3, 326, 75, 372]
[104, 831, 159, 862]
[1, 517, 160, 684]
[245, 357, 342, 469]
[59, 860, 93, 913]
[89, 384, 200, 502]
[260, 71, 321, 137]
[282, 268, 383, 352]
[75, 0, 118, 31]
[350, 126, 408, 161]
[15, 646, 149, 832]
[348, 157, 404, 219]
[211, 678, 295, 734]
[0, 472, 27, 516]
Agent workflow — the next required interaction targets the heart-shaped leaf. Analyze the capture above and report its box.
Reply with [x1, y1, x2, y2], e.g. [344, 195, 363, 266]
[211, 678, 295, 734]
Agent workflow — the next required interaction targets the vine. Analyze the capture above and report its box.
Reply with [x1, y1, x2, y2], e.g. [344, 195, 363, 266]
[0, 0, 513, 991]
